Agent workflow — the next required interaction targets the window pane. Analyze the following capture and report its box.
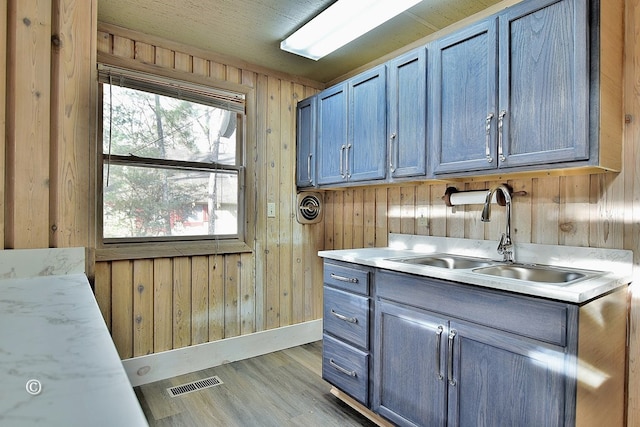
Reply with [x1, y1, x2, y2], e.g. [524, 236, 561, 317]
[103, 85, 237, 165]
[103, 164, 238, 238]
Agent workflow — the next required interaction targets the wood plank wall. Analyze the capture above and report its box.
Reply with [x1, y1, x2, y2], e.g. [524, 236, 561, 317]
[3, 0, 96, 251]
[93, 25, 324, 359]
[3, 0, 640, 423]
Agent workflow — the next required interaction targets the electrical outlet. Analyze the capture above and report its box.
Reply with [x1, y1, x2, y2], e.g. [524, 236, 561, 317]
[267, 202, 276, 218]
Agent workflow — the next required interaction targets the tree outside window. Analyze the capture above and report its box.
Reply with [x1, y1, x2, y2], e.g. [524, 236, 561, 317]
[100, 70, 244, 242]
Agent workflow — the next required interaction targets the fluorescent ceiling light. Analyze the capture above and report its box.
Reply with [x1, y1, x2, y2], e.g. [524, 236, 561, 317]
[280, 0, 421, 61]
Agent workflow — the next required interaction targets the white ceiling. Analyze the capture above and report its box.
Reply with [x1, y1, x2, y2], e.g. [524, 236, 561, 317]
[98, 0, 501, 83]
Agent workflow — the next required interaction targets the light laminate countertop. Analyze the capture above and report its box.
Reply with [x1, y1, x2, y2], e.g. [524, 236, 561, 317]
[319, 234, 633, 303]
[0, 248, 148, 426]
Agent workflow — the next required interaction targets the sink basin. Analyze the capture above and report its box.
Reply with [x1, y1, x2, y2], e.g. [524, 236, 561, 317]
[387, 254, 494, 270]
[472, 264, 589, 284]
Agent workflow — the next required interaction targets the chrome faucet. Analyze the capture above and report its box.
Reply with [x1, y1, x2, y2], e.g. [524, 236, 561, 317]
[481, 184, 514, 262]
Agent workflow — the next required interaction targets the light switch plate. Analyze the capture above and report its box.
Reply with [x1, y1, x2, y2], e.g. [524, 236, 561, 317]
[267, 202, 276, 218]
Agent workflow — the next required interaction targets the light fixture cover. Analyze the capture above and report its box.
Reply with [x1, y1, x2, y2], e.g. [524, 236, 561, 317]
[281, 0, 421, 61]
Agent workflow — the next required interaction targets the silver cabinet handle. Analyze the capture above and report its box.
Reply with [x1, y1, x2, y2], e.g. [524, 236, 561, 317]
[345, 143, 352, 179]
[389, 132, 397, 172]
[331, 309, 358, 324]
[339, 145, 346, 178]
[436, 325, 444, 381]
[329, 358, 357, 377]
[485, 113, 494, 163]
[307, 153, 313, 184]
[448, 329, 457, 386]
[329, 273, 359, 283]
[498, 110, 507, 162]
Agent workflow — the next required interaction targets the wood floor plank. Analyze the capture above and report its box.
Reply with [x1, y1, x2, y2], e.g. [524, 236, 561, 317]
[136, 341, 376, 426]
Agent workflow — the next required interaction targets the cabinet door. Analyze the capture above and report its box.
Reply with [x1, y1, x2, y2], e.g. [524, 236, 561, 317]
[430, 18, 498, 174]
[296, 96, 316, 187]
[374, 299, 447, 427]
[447, 320, 566, 427]
[348, 65, 387, 182]
[388, 48, 428, 179]
[317, 83, 348, 185]
[498, 0, 588, 168]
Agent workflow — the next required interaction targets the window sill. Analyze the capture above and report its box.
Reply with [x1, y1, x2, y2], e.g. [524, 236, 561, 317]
[95, 240, 252, 262]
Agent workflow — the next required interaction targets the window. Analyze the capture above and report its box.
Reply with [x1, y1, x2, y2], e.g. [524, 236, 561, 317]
[98, 65, 245, 244]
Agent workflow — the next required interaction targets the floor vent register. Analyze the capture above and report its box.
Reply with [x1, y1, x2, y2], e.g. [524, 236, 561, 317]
[167, 375, 223, 397]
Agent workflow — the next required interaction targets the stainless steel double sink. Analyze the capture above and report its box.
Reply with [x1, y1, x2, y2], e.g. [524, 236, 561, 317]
[386, 254, 600, 285]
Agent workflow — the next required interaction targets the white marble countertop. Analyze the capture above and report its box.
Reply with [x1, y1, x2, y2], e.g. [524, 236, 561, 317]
[319, 234, 633, 303]
[0, 249, 148, 426]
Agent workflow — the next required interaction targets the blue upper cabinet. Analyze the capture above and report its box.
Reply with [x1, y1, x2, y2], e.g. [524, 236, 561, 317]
[499, 0, 588, 168]
[348, 65, 387, 182]
[431, 0, 592, 176]
[317, 83, 348, 185]
[430, 18, 498, 174]
[296, 96, 316, 187]
[316, 66, 387, 186]
[388, 48, 428, 179]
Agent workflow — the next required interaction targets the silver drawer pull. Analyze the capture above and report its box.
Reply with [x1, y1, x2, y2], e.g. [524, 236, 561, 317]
[329, 358, 357, 377]
[498, 110, 507, 162]
[485, 112, 494, 163]
[330, 273, 359, 283]
[435, 325, 444, 381]
[448, 329, 457, 386]
[331, 309, 358, 324]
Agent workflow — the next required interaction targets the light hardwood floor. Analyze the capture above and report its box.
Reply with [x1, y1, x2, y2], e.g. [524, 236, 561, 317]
[135, 341, 377, 426]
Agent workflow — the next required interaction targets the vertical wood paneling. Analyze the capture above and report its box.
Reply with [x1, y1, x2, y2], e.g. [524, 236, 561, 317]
[94, 261, 112, 331]
[97, 31, 111, 54]
[111, 260, 133, 358]
[353, 189, 365, 248]
[400, 186, 416, 234]
[112, 35, 133, 58]
[134, 41, 155, 62]
[208, 255, 225, 341]
[172, 257, 191, 348]
[590, 173, 625, 249]
[559, 175, 590, 247]
[415, 184, 430, 236]
[254, 72, 269, 332]
[343, 189, 354, 248]
[50, 0, 96, 249]
[240, 252, 255, 334]
[190, 256, 209, 345]
[224, 254, 240, 338]
[531, 177, 560, 244]
[0, 0, 6, 249]
[133, 259, 153, 357]
[279, 81, 294, 327]
[429, 183, 447, 236]
[464, 181, 486, 240]
[388, 187, 401, 234]
[324, 191, 335, 249]
[510, 178, 532, 243]
[265, 75, 281, 330]
[153, 258, 172, 352]
[363, 188, 377, 246]
[6, 0, 51, 249]
[174, 52, 192, 72]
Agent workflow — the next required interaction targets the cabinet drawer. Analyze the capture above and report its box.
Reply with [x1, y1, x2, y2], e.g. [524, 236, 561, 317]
[324, 262, 369, 295]
[376, 270, 569, 346]
[322, 334, 369, 405]
[323, 286, 369, 349]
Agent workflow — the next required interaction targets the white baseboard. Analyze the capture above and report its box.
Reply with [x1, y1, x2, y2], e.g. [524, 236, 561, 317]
[122, 319, 323, 387]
